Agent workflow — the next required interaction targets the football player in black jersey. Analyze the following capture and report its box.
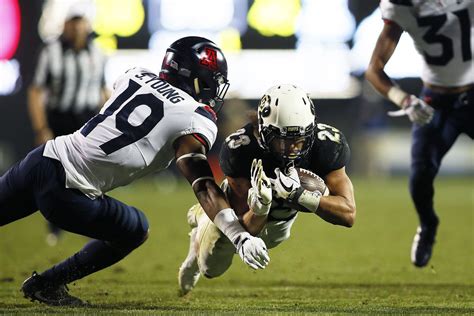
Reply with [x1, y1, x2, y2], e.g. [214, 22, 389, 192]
[178, 85, 356, 295]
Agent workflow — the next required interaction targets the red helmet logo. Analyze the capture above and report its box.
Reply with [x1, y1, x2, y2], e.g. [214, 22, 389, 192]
[199, 47, 218, 71]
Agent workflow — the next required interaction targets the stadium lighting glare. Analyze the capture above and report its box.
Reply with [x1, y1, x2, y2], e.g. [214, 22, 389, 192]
[104, 49, 359, 99]
[0, 60, 20, 95]
[160, 0, 234, 30]
[351, 8, 423, 78]
[0, 0, 21, 60]
[247, 0, 300, 37]
[93, 0, 145, 37]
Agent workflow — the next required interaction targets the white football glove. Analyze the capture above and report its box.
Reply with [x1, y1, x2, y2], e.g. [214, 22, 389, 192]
[235, 232, 270, 270]
[271, 166, 301, 200]
[247, 159, 272, 216]
[388, 95, 434, 126]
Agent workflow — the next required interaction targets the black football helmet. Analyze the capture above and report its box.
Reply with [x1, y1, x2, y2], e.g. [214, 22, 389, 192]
[159, 36, 229, 112]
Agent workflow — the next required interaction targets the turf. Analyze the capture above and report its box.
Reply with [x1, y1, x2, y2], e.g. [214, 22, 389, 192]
[0, 177, 473, 314]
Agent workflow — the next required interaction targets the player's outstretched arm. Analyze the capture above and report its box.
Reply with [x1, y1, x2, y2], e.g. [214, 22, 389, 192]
[366, 22, 433, 125]
[365, 22, 403, 97]
[174, 134, 228, 221]
[317, 167, 356, 227]
[273, 166, 355, 227]
[174, 135, 270, 270]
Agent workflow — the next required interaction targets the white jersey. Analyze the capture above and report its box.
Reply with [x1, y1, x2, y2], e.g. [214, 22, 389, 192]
[44, 68, 218, 198]
[380, 0, 474, 87]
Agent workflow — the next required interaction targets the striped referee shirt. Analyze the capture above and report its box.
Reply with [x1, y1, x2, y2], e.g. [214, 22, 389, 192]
[32, 37, 106, 113]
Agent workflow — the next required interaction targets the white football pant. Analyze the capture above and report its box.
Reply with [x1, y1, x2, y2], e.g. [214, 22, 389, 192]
[194, 205, 297, 278]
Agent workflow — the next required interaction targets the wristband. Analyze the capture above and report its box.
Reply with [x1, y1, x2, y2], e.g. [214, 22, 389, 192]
[213, 208, 247, 245]
[387, 86, 409, 108]
[292, 189, 322, 213]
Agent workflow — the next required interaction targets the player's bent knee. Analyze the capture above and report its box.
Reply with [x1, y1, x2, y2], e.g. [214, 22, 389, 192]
[137, 228, 150, 246]
[132, 221, 150, 248]
[116, 210, 150, 251]
[109, 227, 149, 255]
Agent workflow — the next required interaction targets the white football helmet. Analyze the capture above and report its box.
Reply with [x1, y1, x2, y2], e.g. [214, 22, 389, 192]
[257, 84, 316, 165]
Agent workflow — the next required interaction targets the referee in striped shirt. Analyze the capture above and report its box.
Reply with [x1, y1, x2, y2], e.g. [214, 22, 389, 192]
[28, 9, 108, 145]
[27, 9, 108, 245]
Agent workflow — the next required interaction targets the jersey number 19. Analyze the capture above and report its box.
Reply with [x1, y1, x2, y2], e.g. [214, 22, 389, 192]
[81, 80, 164, 154]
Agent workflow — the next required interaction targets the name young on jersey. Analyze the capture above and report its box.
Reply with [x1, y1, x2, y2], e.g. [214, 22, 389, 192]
[134, 71, 185, 104]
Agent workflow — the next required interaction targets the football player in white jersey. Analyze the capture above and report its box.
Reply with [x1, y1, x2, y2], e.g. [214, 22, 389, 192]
[0, 36, 269, 306]
[366, 0, 473, 267]
[178, 85, 356, 295]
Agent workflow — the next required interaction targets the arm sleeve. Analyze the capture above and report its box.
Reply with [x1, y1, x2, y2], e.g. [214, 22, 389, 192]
[32, 47, 49, 87]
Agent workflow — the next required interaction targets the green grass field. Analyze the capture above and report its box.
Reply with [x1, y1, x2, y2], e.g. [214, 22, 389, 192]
[0, 177, 473, 314]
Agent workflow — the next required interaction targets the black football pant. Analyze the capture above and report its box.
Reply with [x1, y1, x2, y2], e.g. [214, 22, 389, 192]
[410, 87, 474, 227]
[0, 145, 149, 286]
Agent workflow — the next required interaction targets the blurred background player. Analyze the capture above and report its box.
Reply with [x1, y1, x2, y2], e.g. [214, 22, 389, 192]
[365, 0, 473, 267]
[0, 36, 270, 306]
[178, 84, 356, 295]
[27, 6, 109, 245]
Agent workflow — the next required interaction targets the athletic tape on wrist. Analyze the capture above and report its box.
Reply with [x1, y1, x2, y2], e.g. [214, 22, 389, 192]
[387, 86, 409, 108]
[297, 190, 322, 213]
[213, 208, 247, 244]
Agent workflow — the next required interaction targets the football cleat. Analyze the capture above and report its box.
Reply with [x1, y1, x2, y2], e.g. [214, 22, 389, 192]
[21, 272, 88, 307]
[411, 223, 438, 268]
[178, 228, 201, 296]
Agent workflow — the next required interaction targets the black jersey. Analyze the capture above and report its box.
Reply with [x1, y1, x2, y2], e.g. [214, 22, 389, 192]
[220, 122, 350, 180]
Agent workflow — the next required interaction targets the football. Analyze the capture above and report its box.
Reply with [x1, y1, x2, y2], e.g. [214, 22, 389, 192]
[272, 168, 329, 214]
[296, 167, 328, 196]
